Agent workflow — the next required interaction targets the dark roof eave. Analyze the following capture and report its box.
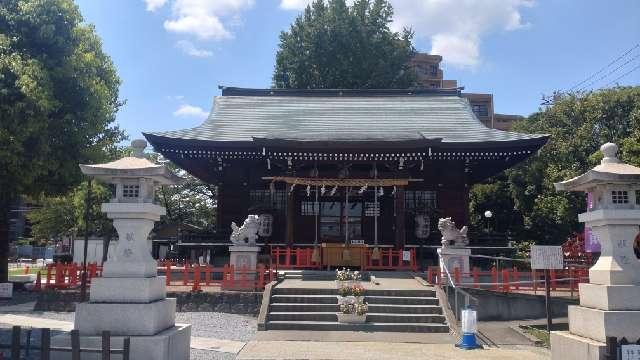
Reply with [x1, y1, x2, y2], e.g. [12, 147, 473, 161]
[145, 132, 549, 152]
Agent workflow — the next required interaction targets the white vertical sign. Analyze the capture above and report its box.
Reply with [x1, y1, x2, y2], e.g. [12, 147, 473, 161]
[530, 245, 564, 269]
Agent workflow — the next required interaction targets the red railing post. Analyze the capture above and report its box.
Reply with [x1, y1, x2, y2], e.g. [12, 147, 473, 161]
[191, 265, 201, 292]
[550, 269, 557, 290]
[453, 267, 461, 285]
[532, 269, 538, 294]
[491, 267, 498, 291]
[513, 267, 520, 291]
[285, 248, 291, 267]
[502, 269, 510, 292]
[46, 264, 53, 287]
[387, 249, 393, 268]
[427, 267, 434, 285]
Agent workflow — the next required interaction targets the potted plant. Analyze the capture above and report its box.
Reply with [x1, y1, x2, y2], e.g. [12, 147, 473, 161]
[337, 285, 352, 305]
[337, 300, 368, 323]
[335, 268, 352, 289]
[351, 284, 365, 303]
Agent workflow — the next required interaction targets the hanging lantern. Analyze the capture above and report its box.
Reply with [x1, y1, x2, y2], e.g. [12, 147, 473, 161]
[379, 187, 384, 196]
[320, 185, 326, 196]
[257, 214, 274, 237]
[330, 185, 338, 196]
[415, 214, 431, 239]
[306, 185, 311, 197]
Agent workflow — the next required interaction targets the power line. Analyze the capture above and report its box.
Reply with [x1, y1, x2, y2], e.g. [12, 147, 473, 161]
[604, 63, 640, 88]
[568, 43, 639, 92]
[577, 53, 640, 92]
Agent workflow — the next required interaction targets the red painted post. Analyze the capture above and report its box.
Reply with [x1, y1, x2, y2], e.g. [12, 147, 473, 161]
[191, 265, 201, 292]
[165, 263, 171, 286]
[387, 249, 393, 269]
[502, 269, 510, 292]
[491, 267, 498, 291]
[285, 248, 291, 267]
[550, 269, 557, 290]
[427, 267, 434, 285]
[46, 265, 53, 287]
[472, 267, 479, 289]
[532, 270, 538, 294]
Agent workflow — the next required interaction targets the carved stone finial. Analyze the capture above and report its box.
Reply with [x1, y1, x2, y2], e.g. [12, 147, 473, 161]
[600, 142, 620, 164]
[131, 139, 147, 158]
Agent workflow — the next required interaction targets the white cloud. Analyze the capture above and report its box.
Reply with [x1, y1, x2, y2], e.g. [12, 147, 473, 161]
[176, 40, 213, 57]
[279, 0, 533, 69]
[173, 104, 209, 119]
[391, 0, 533, 68]
[163, 0, 255, 40]
[280, 0, 313, 10]
[144, 0, 168, 11]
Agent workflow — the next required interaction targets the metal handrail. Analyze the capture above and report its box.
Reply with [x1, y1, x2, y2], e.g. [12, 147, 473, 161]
[441, 262, 479, 321]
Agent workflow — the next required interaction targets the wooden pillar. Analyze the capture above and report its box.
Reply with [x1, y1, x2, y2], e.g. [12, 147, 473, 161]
[394, 187, 406, 249]
[286, 184, 295, 246]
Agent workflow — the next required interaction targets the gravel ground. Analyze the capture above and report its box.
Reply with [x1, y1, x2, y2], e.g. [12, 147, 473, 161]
[0, 310, 257, 359]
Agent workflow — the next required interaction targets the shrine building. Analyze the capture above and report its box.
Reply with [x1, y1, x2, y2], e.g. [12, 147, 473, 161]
[144, 87, 547, 267]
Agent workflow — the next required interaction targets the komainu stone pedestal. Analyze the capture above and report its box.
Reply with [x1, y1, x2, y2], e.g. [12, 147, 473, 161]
[229, 245, 260, 290]
[437, 247, 471, 282]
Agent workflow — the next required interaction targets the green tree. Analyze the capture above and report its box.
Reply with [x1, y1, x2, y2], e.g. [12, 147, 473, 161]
[0, 0, 124, 281]
[273, 0, 416, 89]
[469, 86, 640, 245]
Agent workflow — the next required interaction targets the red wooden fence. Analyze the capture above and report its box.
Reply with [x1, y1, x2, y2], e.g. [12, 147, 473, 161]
[425, 265, 589, 296]
[161, 263, 275, 292]
[270, 247, 418, 271]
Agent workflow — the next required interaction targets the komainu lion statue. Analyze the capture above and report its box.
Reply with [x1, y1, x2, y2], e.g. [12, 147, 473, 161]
[438, 217, 469, 248]
[230, 215, 260, 246]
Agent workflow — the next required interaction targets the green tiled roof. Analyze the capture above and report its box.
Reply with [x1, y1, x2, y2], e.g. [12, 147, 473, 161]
[146, 90, 547, 145]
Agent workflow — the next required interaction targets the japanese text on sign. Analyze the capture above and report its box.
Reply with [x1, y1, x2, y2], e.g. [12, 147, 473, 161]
[530, 245, 564, 270]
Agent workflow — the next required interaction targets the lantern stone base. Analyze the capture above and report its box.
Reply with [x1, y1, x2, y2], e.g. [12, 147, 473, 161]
[567, 305, 640, 343]
[550, 331, 606, 360]
[89, 277, 166, 303]
[51, 323, 191, 360]
[579, 283, 640, 310]
[75, 298, 177, 336]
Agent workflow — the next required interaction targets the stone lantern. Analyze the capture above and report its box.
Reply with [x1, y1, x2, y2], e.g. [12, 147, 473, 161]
[552, 142, 640, 359]
[53, 139, 190, 360]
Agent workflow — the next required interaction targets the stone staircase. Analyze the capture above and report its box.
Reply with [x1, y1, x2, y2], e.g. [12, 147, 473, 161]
[263, 286, 450, 332]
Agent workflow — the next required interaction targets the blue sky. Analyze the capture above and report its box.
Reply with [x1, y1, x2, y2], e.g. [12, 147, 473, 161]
[75, 0, 640, 141]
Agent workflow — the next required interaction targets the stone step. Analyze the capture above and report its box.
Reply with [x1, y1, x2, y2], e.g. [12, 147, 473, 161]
[269, 303, 443, 314]
[272, 287, 436, 297]
[268, 312, 446, 323]
[365, 296, 439, 305]
[270, 295, 337, 304]
[265, 321, 450, 333]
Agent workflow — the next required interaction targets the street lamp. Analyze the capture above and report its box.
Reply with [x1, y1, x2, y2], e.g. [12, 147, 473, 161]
[484, 210, 493, 233]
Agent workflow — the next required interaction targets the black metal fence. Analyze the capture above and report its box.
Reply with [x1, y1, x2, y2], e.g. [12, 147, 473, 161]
[0, 326, 130, 360]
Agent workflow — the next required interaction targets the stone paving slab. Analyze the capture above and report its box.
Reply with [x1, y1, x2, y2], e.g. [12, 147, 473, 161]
[190, 336, 246, 354]
[256, 330, 455, 344]
[236, 340, 550, 360]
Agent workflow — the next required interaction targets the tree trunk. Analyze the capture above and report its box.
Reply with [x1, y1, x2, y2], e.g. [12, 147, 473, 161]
[0, 192, 13, 283]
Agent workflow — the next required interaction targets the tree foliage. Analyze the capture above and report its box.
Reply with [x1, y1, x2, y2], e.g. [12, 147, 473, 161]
[0, 0, 124, 280]
[273, 0, 416, 89]
[468, 86, 640, 245]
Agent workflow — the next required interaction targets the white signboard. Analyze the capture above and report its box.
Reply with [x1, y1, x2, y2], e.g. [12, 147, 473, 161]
[0, 283, 13, 299]
[402, 250, 411, 262]
[351, 239, 364, 245]
[622, 344, 640, 360]
[530, 245, 564, 270]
